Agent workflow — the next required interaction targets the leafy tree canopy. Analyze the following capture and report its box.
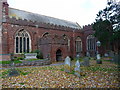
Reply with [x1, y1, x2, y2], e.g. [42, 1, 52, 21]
[93, 0, 120, 47]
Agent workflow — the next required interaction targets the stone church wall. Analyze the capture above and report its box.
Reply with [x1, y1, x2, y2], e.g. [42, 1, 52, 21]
[0, 0, 95, 61]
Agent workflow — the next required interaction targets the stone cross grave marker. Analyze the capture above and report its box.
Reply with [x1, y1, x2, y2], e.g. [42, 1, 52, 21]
[83, 57, 90, 66]
[74, 60, 81, 77]
[64, 56, 71, 73]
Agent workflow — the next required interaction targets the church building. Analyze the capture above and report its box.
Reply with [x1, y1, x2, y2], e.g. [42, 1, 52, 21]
[0, 0, 97, 62]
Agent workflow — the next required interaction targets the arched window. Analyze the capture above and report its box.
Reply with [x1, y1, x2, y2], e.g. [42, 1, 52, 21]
[76, 37, 82, 54]
[63, 34, 70, 51]
[15, 30, 31, 53]
[87, 35, 96, 51]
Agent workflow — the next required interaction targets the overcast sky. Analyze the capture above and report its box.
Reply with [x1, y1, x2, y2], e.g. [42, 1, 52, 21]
[7, 0, 107, 26]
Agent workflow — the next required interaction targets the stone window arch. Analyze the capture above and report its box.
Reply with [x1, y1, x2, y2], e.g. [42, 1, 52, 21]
[42, 32, 49, 37]
[62, 34, 70, 51]
[87, 35, 96, 51]
[75, 37, 82, 54]
[15, 29, 31, 53]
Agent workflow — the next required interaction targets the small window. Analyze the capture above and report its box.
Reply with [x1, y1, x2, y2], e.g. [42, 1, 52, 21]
[87, 35, 96, 51]
[76, 37, 82, 53]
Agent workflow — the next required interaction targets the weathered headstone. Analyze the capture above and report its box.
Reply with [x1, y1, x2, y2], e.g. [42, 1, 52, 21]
[10, 53, 14, 61]
[104, 53, 109, 57]
[46, 53, 50, 60]
[86, 52, 90, 57]
[96, 59, 102, 64]
[83, 57, 90, 66]
[74, 60, 81, 77]
[113, 53, 120, 65]
[8, 68, 20, 77]
[97, 54, 100, 59]
[96, 54, 102, 64]
[76, 54, 80, 60]
[64, 56, 71, 73]
[109, 51, 114, 58]
[25, 53, 37, 59]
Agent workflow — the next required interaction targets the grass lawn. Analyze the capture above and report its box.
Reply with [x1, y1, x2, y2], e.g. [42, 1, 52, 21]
[0, 60, 22, 64]
[0, 59, 44, 65]
[1, 60, 119, 88]
[25, 59, 44, 61]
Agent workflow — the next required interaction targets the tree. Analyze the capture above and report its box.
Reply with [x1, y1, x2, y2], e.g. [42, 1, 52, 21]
[93, 0, 120, 52]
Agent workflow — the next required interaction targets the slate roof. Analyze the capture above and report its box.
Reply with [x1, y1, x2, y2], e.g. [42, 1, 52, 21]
[8, 8, 81, 29]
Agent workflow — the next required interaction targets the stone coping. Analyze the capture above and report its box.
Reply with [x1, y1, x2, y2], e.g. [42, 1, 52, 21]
[1, 59, 51, 68]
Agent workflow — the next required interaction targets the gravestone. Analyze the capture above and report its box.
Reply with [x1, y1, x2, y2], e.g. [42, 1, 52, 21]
[96, 59, 102, 64]
[96, 54, 102, 64]
[76, 54, 80, 60]
[64, 56, 71, 73]
[104, 53, 109, 57]
[109, 51, 114, 58]
[46, 53, 50, 60]
[109, 51, 114, 62]
[8, 66, 20, 77]
[113, 53, 120, 66]
[83, 57, 90, 66]
[74, 60, 81, 77]
[97, 54, 101, 60]
[86, 52, 90, 57]
[25, 53, 37, 59]
[8, 54, 19, 77]
[96, 53, 102, 64]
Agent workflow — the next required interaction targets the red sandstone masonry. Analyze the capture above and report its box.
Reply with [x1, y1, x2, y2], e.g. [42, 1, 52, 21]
[1, 54, 10, 61]
[1, 0, 96, 61]
[6, 17, 80, 32]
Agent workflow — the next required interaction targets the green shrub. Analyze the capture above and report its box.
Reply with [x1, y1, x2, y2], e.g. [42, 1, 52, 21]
[0, 61, 11, 64]
[31, 49, 43, 59]
[69, 56, 74, 60]
[16, 57, 24, 60]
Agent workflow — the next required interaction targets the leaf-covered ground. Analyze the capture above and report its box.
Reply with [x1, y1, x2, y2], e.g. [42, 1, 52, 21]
[1, 60, 120, 88]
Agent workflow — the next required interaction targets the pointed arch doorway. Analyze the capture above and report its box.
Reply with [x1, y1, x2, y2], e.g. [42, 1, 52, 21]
[56, 49, 62, 62]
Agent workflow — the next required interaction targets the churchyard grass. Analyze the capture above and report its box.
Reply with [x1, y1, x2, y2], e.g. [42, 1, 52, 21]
[0, 61, 11, 64]
[25, 58, 43, 61]
[0, 68, 31, 78]
[1, 60, 119, 88]
[0, 58, 44, 65]
[0, 60, 22, 64]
